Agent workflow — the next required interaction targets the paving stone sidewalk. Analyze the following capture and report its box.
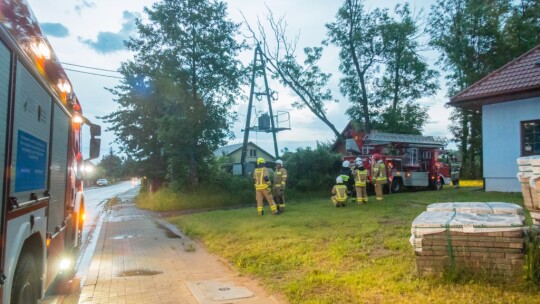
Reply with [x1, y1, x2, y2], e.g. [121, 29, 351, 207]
[78, 188, 283, 304]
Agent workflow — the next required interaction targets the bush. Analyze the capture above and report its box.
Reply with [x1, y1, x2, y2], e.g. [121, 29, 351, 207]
[283, 145, 342, 192]
[137, 172, 254, 211]
[137, 145, 342, 211]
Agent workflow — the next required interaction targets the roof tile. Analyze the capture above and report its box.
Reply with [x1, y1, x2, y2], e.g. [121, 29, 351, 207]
[451, 45, 540, 103]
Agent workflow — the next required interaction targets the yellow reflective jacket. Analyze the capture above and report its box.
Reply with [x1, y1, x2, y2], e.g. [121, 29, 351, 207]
[354, 168, 368, 187]
[254, 167, 271, 190]
[372, 162, 387, 184]
[274, 167, 288, 188]
[332, 184, 348, 202]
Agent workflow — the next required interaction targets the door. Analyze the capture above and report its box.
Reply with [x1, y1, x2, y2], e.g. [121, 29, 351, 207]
[0, 40, 10, 293]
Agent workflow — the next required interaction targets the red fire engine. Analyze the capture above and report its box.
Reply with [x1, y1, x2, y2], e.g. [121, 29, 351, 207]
[0, 1, 100, 303]
[343, 130, 452, 193]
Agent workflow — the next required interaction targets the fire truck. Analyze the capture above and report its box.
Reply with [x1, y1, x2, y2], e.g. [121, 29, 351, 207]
[343, 130, 452, 193]
[0, 1, 101, 303]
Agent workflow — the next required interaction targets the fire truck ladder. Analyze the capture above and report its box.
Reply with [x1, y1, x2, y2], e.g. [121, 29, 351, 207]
[240, 44, 291, 175]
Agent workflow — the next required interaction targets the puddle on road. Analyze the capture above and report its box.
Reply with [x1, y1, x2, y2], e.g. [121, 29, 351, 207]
[109, 234, 141, 240]
[117, 269, 164, 277]
[156, 222, 182, 239]
[106, 215, 144, 222]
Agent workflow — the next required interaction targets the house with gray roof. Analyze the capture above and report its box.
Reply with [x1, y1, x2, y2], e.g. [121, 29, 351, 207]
[449, 44, 540, 192]
[214, 142, 275, 175]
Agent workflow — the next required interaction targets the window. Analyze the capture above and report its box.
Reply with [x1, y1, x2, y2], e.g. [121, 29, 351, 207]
[422, 151, 432, 160]
[522, 119, 540, 156]
[249, 149, 257, 157]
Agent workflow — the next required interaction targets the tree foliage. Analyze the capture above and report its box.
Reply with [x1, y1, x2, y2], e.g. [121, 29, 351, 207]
[326, 0, 383, 133]
[376, 4, 438, 134]
[428, 0, 540, 178]
[327, 0, 437, 134]
[244, 11, 343, 141]
[102, 0, 245, 188]
[98, 148, 124, 179]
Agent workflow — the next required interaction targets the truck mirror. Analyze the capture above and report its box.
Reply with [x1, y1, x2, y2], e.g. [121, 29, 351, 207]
[90, 124, 101, 137]
[89, 138, 101, 160]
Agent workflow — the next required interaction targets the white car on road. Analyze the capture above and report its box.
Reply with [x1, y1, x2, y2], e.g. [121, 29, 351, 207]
[96, 178, 109, 186]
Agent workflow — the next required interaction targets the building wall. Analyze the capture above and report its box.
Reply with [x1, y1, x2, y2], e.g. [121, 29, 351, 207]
[483, 97, 540, 192]
[228, 143, 275, 164]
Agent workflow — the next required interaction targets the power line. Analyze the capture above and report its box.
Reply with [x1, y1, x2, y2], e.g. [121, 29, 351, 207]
[64, 68, 124, 80]
[60, 61, 120, 73]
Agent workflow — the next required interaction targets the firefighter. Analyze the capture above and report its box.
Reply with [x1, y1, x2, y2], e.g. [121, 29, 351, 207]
[273, 159, 287, 211]
[372, 153, 387, 201]
[340, 160, 354, 198]
[254, 158, 282, 215]
[353, 158, 368, 205]
[331, 176, 348, 207]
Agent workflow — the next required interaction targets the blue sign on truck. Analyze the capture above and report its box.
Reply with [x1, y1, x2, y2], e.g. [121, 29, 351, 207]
[15, 129, 47, 192]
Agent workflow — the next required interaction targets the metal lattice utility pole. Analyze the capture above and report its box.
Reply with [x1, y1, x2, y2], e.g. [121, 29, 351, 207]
[240, 44, 283, 176]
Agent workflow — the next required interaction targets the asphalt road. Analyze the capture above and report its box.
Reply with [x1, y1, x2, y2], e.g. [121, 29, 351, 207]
[81, 180, 140, 247]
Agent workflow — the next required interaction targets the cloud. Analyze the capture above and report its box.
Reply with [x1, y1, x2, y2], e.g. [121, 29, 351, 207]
[40, 23, 69, 38]
[79, 11, 140, 54]
[74, 0, 95, 14]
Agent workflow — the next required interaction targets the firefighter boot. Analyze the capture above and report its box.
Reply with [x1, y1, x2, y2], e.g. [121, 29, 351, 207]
[271, 204, 282, 215]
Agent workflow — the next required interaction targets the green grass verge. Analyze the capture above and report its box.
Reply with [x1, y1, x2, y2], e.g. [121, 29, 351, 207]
[152, 182, 540, 303]
[136, 186, 253, 211]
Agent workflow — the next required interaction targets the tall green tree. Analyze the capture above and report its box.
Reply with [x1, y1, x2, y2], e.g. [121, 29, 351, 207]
[99, 148, 124, 179]
[326, 0, 384, 133]
[427, 0, 534, 178]
[104, 62, 167, 182]
[503, 0, 540, 61]
[327, 1, 437, 134]
[103, 0, 245, 188]
[375, 4, 438, 134]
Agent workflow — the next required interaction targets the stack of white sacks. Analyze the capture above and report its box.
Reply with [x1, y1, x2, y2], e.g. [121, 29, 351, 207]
[411, 202, 525, 278]
[517, 156, 540, 223]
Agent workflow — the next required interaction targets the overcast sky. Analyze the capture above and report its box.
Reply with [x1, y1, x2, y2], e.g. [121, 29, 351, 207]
[25, 0, 449, 159]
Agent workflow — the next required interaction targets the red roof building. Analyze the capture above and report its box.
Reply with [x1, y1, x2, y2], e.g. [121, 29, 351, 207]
[449, 44, 540, 192]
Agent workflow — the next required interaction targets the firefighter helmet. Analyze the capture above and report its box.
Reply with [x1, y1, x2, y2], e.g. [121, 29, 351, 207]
[355, 157, 363, 165]
[373, 153, 381, 161]
[336, 176, 343, 184]
[276, 159, 283, 165]
[342, 160, 350, 168]
[257, 158, 265, 165]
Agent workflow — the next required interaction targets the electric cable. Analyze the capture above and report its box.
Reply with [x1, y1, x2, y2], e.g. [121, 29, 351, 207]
[60, 62, 120, 73]
[64, 68, 123, 80]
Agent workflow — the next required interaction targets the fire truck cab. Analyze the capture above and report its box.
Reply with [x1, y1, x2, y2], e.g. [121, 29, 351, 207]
[343, 130, 452, 193]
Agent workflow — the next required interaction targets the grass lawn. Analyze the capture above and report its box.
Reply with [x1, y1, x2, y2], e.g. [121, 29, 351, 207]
[162, 183, 540, 303]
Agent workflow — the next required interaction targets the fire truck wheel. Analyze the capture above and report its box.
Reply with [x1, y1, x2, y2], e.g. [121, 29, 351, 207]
[391, 179, 402, 193]
[11, 252, 39, 304]
[432, 178, 443, 191]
